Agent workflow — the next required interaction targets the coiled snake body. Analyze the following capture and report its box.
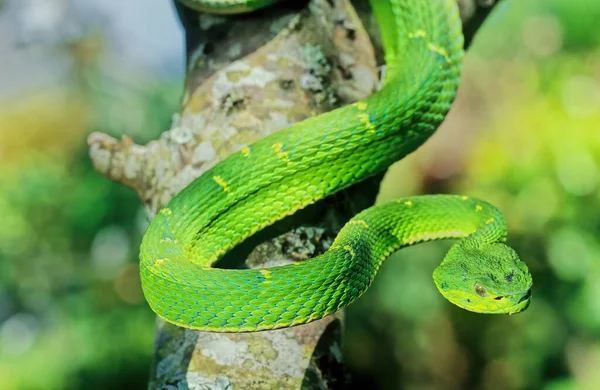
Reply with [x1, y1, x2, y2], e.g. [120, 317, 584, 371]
[140, 0, 533, 332]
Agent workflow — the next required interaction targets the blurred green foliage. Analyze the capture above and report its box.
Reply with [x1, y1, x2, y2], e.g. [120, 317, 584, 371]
[0, 67, 181, 388]
[1, 0, 599, 389]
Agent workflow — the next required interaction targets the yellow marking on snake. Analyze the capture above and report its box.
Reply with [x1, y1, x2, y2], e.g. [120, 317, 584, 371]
[272, 142, 290, 163]
[348, 219, 369, 229]
[155, 258, 167, 265]
[358, 113, 376, 134]
[403, 230, 468, 245]
[159, 208, 172, 215]
[241, 146, 251, 157]
[404, 200, 413, 206]
[409, 29, 427, 38]
[476, 205, 483, 212]
[260, 269, 272, 282]
[428, 43, 450, 63]
[485, 218, 495, 224]
[343, 245, 356, 257]
[160, 237, 177, 243]
[213, 176, 230, 193]
[356, 101, 367, 110]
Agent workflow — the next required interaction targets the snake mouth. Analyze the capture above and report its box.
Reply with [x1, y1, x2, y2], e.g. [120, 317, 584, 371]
[465, 287, 532, 315]
[442, 286, 532, 315]
[496, 288, 532, 314]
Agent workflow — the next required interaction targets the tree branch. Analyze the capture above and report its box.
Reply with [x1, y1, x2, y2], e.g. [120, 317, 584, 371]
[88, 1, 500, 388]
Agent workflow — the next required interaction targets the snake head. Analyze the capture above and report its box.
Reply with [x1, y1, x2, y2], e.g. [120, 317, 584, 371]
[433, 242, 532, 314]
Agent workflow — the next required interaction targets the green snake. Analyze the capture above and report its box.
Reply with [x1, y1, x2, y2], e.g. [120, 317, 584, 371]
[139, 0, 533, 332]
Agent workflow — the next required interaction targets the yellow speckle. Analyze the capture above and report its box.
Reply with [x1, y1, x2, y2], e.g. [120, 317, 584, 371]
[272, 142, 290, 164]
[213, 175, 230, 193]
[404, 200, 413, 207]
[155, 258, 167, 265]
[402, 230, 468, 246]
[409, 29, 427, 39]
[343, 245, 356, 257]
[485, 218, 495, 224]
[240, 146, 250, 157]
[260, 269, 272, 282]
[356, 101, 367, 110]
[461, 195, 469, 200]
[160, 237, 177, 243]
[476, 205, 483, 212]
[159, 208, 172, 215]
[358, 113, 376, 134]
[428, 43, 450, 63]
[349, 219, 369, 229]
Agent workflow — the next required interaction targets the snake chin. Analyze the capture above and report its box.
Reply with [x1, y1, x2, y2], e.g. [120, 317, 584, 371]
[436, 285, 532, 315]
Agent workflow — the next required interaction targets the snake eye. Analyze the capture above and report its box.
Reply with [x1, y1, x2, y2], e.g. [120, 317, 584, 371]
[474, 283, 488, 297]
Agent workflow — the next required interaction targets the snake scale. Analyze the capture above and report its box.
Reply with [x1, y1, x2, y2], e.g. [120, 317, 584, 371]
[139, 0, 533, 332]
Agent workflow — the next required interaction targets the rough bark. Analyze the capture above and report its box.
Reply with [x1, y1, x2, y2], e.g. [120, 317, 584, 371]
[88, 1, 500, 389]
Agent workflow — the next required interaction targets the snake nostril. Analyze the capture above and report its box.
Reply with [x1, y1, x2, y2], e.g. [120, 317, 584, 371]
[494, 296, 503, 300]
